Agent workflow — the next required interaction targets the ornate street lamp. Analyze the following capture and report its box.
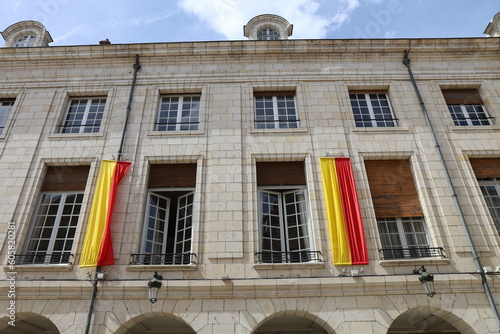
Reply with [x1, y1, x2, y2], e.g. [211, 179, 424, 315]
[147, 271, 163, 303]
[413, 266, 435, 297]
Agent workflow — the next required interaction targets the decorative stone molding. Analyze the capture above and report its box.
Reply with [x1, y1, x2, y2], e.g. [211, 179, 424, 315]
[1, 20, 53, 47]
[244, 14, 293, 40]
[484, 12, 500, 37]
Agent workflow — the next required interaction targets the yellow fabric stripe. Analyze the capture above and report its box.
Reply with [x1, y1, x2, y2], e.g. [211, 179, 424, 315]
[79, 160, 117, 268]
[320, 158, 352, 265]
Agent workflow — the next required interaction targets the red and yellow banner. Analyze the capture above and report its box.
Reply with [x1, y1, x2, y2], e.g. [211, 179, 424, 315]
[80, 160, 131, 268]
[320, 157, 369, 265]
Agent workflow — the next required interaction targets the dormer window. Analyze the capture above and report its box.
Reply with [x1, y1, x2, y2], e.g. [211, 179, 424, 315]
[258, 28, 280, 40]
[2, 21, 53, 47]
[14, 35, 36, 47]
[244, 14, 293, 40]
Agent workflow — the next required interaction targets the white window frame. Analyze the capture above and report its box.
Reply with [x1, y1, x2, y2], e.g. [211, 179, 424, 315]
[258, 186, 313, 263]
[254, 94, 299, 129]
[258, 28, 280, 40]
[377, 217, 430, 259]
[477, 178, 500, 236]
[60, 97, 106, 133]
[140, 188, 195, 264]
[349, 92, 397, 127]
[447, 104, 493, 126]
[23, 192, 84, 264]
[156, 95, 200, 131]
[0, 99, 15, 134]
[14, 35, 36, 47]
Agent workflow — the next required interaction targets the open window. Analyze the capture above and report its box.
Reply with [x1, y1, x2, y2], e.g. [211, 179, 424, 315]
[132, 163, 197, 265]
[20, 166, 90, 264]
[256, 161, 318, 263]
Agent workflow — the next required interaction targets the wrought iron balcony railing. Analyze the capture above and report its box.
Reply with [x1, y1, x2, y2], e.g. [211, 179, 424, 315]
[13, 252, 73, 265]
[379, 247, 446, 260]
[130, 253, 197, 265]
[255, 251, 323, 264]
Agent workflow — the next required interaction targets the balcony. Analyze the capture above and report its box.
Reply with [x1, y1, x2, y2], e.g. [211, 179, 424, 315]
[255, 251, 323, 264]
[13, 252, 73, 265]
[130, 253, 197, 265]
[379, 247, 446, 260]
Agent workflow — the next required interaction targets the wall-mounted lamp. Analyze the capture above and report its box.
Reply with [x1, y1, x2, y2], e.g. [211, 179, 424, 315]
[413, 266, 435, 297]
[147, 271, 163, 303]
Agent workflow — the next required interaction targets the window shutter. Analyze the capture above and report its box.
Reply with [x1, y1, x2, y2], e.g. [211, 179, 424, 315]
[42, 166, 90, 192]
[364, 159, 423, 218]
[256, 161, 305, 186]
[442, 89, 483, 104]
[470, 158, 500, 178]
[149, 163, 197, 188]
[254, 91, 295, 97]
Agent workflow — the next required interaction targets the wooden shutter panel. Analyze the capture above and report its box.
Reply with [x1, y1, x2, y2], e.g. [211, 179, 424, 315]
[42, 165, 90, 192]
[364, 160, 423, 218]
[442, 89, 483, 104]
[470, 158, 500, 178]
[256, 161, 305, 186]
[148, 164, 197, 188]
[254, 91, 295, 97]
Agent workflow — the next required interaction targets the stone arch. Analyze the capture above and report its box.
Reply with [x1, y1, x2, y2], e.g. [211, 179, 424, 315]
[387, 307, 477, 334]
[252, 311, 335, 334]
[115, 312, 195, 334]
[0, 312, 60, 334]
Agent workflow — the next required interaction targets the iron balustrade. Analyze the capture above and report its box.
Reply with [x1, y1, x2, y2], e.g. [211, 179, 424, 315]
[254, 119, 300, 128]
[130, 253, 197, 265]
[379, 247, 446, 260]
[14, 252, 73, 265]
[255, 251, 323, 264]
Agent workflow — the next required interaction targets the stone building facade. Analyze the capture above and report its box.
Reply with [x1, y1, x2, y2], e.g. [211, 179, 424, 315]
[1, 14, 500, 334]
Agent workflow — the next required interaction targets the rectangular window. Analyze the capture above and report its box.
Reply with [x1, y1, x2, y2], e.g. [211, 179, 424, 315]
[0, 99, 15, 134]
[365, 159, 432, 259]
[254, 92, 299, 129]
[21, 166, 90, 264]
[136, 164, 197, 265]
[442, 89, 493, 126]
[349, 92, 396, 127]
[156, 95, 200, 131]
[470, 158, 500, 236]
[256, 161, 316, 263]
[60, 98, 106, 133]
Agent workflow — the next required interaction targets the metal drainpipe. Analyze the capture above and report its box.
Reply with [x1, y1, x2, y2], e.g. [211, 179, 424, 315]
[402, 50, 500, 331]
[117, 54, 141, 162]
[84, 54, 141, 334]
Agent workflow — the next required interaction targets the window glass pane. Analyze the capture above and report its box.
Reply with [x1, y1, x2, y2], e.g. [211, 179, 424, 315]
[350, 93, 396, 127]
[61, 98, 106, 133]
[24, 192, 84, 264]
[157, 95, 200, 131]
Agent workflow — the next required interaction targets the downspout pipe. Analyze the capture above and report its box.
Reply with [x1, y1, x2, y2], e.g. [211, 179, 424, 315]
[402, 50, 500, 331]
[85, 55, 141, 334]
[117, 54, 141, 162]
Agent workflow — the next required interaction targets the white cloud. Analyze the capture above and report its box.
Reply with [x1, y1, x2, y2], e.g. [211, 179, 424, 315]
[177, 0, 361, 39]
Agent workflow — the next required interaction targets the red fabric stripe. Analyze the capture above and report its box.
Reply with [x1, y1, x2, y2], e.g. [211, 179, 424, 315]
[335, 158, 369, 265]
[97, 161, 131, 267]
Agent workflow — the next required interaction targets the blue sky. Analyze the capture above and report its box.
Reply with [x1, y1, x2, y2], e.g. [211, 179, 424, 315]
[1, 0, 498, 46]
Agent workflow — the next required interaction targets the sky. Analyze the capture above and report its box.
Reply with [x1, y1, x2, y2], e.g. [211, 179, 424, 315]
[0, 0, 498, 46]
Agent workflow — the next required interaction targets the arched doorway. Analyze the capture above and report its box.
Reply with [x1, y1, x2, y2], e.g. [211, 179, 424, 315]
[254, 315, 329, 334]
[388, 308, 473, 334]
[0, 313, 60, 334]
[123, 316, 195, 334]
